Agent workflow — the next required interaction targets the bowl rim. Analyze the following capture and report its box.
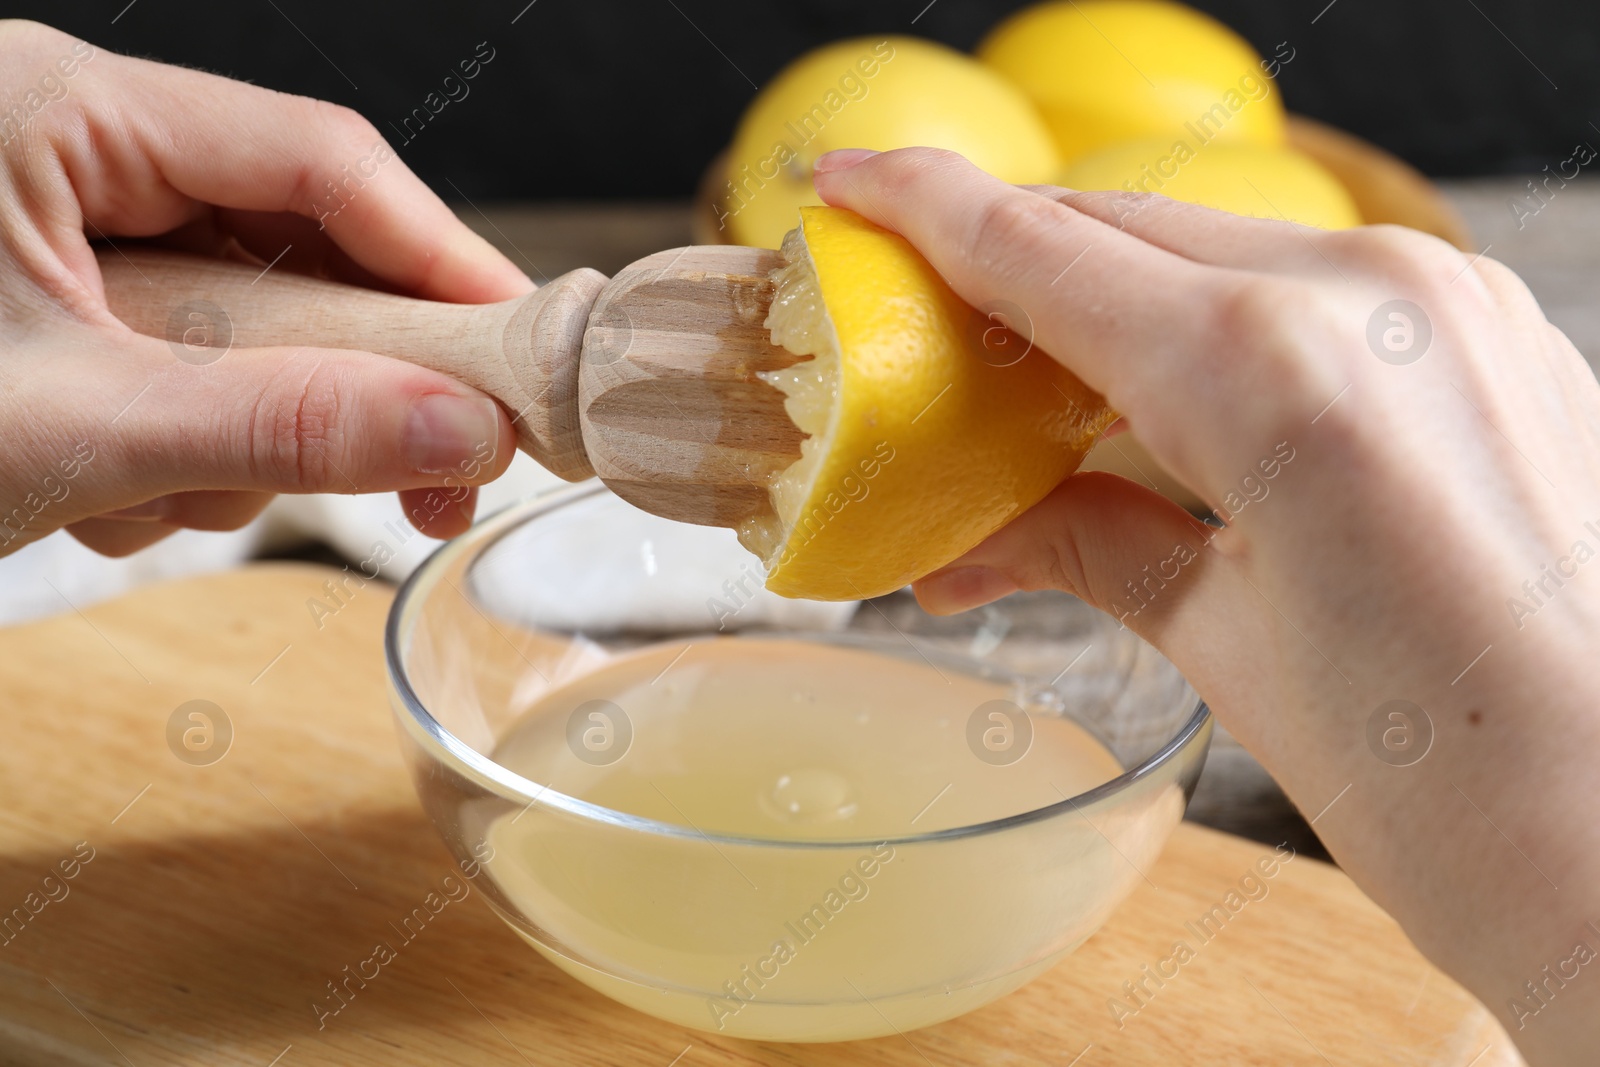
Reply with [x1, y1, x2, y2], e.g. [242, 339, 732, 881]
[385, 481, 1212, 850]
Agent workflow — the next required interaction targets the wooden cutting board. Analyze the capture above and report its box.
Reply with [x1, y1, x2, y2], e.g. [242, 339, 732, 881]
[0, 564, 1521, 1066]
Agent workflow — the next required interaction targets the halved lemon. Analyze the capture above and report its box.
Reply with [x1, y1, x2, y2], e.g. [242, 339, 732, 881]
[740, 207, 1113, 601]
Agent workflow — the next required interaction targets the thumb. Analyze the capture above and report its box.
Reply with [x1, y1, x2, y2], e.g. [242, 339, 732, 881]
[107, 335, 516, 498]
[913, 471, 1239, 652]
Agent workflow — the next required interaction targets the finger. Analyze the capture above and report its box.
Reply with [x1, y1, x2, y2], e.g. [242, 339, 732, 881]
[911, 471, 1303, 756]
[65, 517, 180, 557]
[398, 485, 479, 540]
[812, 148, 1229, 414]
[913, 472, 1238, 651]
[103, 490, 275, 531]
[813, 148, 1346, 490]
[143, 210, 396, 294]
[104, 332, 515, 499]
[55, 46, 531, 302]
[1017, 185, 1342, 276]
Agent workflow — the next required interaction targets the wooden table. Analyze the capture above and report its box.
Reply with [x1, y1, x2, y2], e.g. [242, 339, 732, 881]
[0, 564, 1521, 1065]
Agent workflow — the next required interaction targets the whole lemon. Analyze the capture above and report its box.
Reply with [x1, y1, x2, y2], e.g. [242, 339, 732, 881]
[721, 37, 1058, 248]
[1060, 139, 1360, 229]
[978, 0, 1286, 165]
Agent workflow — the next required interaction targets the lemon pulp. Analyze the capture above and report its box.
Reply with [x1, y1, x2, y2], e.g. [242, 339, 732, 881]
[738, 225, 839, 564]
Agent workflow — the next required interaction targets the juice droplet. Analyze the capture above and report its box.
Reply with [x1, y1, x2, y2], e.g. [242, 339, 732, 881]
[762, 768, 858, 824]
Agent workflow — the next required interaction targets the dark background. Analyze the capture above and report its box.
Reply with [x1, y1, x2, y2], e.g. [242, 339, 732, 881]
[11, 0, 1598, 197]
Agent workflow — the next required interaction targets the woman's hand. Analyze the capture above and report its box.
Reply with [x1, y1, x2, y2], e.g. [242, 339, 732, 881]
[0, 20, 532, 558]
[816, 146, 1600, 1064]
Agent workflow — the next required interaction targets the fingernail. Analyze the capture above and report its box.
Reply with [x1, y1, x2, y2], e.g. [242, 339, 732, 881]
[814, 149, 879, 175]
[403, 395, 501, 475]
[915, 565, 1018, 615]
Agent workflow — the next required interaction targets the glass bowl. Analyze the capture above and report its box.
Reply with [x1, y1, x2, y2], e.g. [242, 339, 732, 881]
[385, 483, 1210, 1042]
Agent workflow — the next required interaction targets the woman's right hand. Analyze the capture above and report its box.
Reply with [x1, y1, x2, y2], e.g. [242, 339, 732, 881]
[816, 146, 1600, 1064]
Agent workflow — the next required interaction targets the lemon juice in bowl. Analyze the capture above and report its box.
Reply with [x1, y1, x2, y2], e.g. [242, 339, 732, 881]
[389, 486, 1208, 1042]
[472, 632, 1180, 1040]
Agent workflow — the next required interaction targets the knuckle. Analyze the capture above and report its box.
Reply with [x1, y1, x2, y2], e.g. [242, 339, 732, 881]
[1469, 253, 1517, 288]
[1038, 525, 1092, 603]
[250, 361, 349, 490]
[868, 147, 969, 199]
[967, 194, 1066, 281]
[1327, 224, 1465, 292]
[1322, 223, 1410, 261]
[1465, 253, 1537, 308]
[971, 192, 1054, 250]
[1208, 277, 1314, 345]
[310, 99, 379, 148]
[1204, 278, 1349, 412]
[285, 99, 381, 216]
